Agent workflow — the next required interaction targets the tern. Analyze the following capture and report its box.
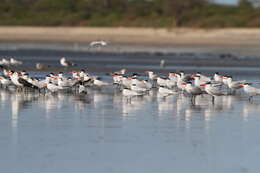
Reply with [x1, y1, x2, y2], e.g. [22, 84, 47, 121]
[10, 58, 22, 65]
[158, 86, 175, 97]
[0, 58, 10, 65]
[112, 74, 123, 85]
[143, 80, 153, 90]
[89, 41, 108, 47]
[60, 57, 75, 67]
[93, 77, 110, 87]
[157, 76, 168, 87]
[121, 76, 132, 88]
[0, 76, 12, 87]
[183, 82, 203, 104]
[79, 69, 93, 83]
[145, 70, 158, 87]
[114, 69, 127, 75]
[201, 82, 227, 104]
[3, 69, 9, 77]
[145, 71, 157, 81]
[131, 77, 149, 90]
[193, 75, 207, 89]
[46, 75, 63, 92]
[168, 72, 177, 81]
[176, 73, 187, 91]
[214, 72, 224, 83]
[122, 88, 143, 102]
[9, 71, 39, 90]
[179, 71, 193, 81]
[240, 83, 260, 101]
[36, 63, 47, 70]
[165, 78, 176, 89]
[195, 72, 211, 82]
[130, 83, 147, 93]
[225, 76, 245, 90]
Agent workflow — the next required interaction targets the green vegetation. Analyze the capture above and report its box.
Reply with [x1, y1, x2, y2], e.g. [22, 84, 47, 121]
[0, 0, 259, 28]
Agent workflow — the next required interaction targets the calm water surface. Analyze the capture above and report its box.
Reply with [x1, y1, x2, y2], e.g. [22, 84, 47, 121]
[0, 80, 260, 173]
[0, 44, 260, 173]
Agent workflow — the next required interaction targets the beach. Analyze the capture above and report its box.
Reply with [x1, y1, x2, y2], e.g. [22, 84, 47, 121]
[1, 26, 260, 57]
[0, 27, 259, 46]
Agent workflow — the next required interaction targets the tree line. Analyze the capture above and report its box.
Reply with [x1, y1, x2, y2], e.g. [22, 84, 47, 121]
[0, 0, 259, 27]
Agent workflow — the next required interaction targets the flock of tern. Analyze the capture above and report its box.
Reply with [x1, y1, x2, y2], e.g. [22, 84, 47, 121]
[0, 56, 260, 105]
[0, 58, 23, 65]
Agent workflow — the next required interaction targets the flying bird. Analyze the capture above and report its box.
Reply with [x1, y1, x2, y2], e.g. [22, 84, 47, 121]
[89, 40, 108, 47]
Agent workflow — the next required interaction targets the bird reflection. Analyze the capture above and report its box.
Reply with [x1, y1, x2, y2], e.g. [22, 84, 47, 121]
[0, 89, 11, 102]
[121, 96, 147, 115]
[9, 91, 40, 123]
[92, 89, 111, 108]
[1, 88, 260, 129]
[44, 93, 61, 114]
[73, 94, 90, 112]
[242, 102, 260, 121]
[157, 95, 176, 118]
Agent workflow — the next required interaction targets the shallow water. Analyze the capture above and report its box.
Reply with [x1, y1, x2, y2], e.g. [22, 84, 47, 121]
[1, 79, 260, 173]
[1, 42, 260, 74]
[1, 43, 260, 173]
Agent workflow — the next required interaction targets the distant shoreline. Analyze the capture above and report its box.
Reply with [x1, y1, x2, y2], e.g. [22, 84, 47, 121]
[0, 27, 260, 46]
[1, 27, 260, 57]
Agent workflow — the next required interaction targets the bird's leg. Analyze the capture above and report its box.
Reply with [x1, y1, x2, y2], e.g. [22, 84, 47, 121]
[212, 96, 215, 105]
[249, 96, 253, 102]
[163, 95, 167, 102]
[190, 96, 194, 104]
[193, 95, 196, 105]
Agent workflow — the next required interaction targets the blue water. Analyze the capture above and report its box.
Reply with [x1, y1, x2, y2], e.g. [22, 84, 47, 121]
[0, 85, 260, 173]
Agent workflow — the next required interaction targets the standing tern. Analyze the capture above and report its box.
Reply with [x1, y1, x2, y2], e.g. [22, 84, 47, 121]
[145, 71, 157, 81]
[195, 72, 211, 82]
[183, 82, 203, 104]
[114, 69, 127, 75]
[93, 77, 110, 87]
[240, 83, 260, 101]
[60, 57, 75, 68]
[225, 76, 244, 90]
[200, 82, 227, 104]
[0, 76, 11, 87]
[10, 58, 22, 65]
[122, 88, 143, 103]
[214, 72, 224, 83]
[158, 86, 175, 97]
